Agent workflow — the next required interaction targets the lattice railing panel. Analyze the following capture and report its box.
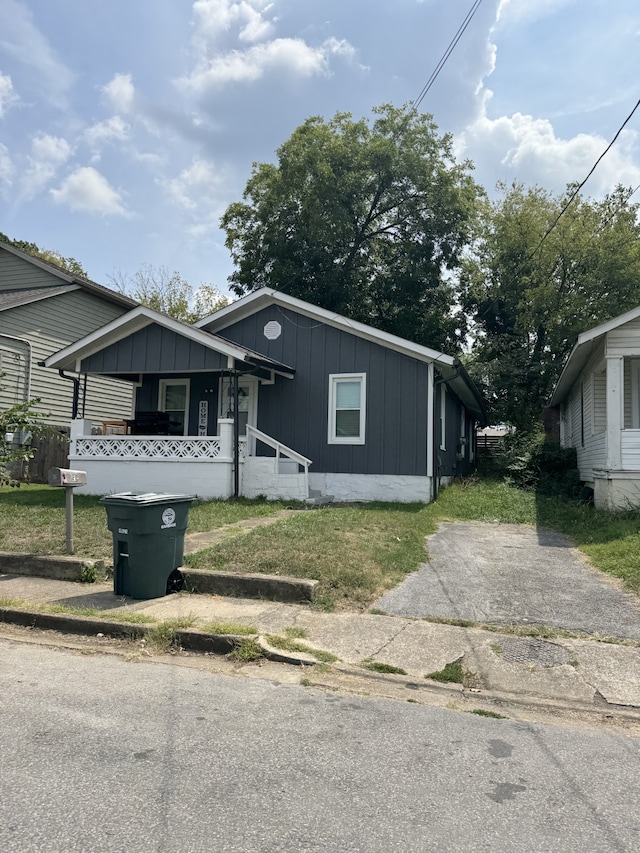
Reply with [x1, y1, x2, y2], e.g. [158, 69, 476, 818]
[75, 436, 223, 460]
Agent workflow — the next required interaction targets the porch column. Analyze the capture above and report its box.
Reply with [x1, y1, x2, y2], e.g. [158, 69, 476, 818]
[217, 418, 234, 460]
[605, 356, 624, 470]
[70, 418, 92, 456]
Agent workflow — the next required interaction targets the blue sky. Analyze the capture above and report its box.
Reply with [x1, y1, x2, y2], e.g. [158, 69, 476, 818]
[1, 0, 639, 297]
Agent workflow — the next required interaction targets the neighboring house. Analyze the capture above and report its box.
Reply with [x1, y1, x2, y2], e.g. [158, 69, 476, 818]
[0, 240, 137, 431]
[550, 306, 640, 509]
[44, 288, 486, 503]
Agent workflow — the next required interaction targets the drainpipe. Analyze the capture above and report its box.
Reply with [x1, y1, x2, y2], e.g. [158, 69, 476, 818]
[233, 369, 240, 499]
[58, 370, 80, 419]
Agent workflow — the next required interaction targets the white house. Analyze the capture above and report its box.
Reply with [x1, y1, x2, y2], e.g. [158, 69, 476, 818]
[550, 306, 640, 510]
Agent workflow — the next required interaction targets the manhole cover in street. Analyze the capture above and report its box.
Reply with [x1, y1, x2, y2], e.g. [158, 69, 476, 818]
[497, 637, 571, 667]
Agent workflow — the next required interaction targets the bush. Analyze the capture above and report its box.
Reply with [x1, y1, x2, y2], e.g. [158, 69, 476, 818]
[496, 432, 582, 498]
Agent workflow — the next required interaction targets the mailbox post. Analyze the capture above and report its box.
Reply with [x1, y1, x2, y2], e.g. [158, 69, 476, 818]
[48, 468, 87, 554]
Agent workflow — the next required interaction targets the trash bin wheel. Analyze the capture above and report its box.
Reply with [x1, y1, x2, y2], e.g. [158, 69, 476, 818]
[166, 568, 185, 595]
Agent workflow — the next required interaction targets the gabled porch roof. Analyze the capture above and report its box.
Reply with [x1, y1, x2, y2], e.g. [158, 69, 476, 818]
[551, 305, 640, 406]
[43, 305, 295, 380]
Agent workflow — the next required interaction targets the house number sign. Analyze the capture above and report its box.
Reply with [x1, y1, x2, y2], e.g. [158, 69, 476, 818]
[198, 400, 208, 436]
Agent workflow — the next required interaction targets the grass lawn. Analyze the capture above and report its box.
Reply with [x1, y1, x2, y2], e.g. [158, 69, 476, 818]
[0, 485, 292, 560]
[2, 479, 640, 612]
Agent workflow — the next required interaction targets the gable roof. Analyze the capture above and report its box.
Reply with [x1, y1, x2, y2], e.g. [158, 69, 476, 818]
[43, 304, 295, 377]
[550, 305, 640, 405]
[197, 288, 487, 422]
[0, 284, 79, 312]
[0, 240, 137, 310]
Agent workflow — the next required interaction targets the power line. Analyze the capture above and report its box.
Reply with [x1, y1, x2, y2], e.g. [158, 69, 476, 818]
[412, 0, 486, 111]
[530, 95, 640, 257]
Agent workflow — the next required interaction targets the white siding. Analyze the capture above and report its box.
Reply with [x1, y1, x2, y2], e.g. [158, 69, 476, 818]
[592, 367, 606, 433]
[606, 317, 640, 356]
[563, 345, 607, 483]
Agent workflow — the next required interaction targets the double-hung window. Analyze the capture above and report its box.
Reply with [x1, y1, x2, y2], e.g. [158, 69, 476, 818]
[328, 374, 366, 445]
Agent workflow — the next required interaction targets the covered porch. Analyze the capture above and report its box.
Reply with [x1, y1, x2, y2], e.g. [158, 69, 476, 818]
[44, 306, 312, 501]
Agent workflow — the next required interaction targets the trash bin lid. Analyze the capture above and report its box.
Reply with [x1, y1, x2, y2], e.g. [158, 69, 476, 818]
[100, 491, 195, 505]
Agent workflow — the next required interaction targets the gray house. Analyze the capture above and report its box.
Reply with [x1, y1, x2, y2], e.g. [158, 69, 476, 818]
[0, 240, 137, 427]
[44, 288, 486, 503]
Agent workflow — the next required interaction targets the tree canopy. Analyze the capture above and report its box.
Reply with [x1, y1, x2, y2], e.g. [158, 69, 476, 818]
[109, 264, 229, 324]
[0, 231, 87, 277]
[221, 104, 483, 353]
[461, 182, 640, 429]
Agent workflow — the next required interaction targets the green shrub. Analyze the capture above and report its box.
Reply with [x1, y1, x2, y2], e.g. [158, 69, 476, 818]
[497, 432, 582, 498]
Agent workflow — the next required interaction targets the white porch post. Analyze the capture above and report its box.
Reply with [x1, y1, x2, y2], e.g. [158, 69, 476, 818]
[217, 418, 234, 460]
[70, 418, 92, 456]
[605, 356, 624, 470]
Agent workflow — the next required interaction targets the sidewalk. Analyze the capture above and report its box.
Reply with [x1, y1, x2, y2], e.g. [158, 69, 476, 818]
[1, 569, 639, 716]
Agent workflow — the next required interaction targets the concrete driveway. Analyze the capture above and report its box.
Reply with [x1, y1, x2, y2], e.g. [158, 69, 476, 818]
[375, 522, 640, 639]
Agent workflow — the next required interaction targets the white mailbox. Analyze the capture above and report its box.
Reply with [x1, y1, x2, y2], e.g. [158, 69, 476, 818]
[48, 468, 88, 487]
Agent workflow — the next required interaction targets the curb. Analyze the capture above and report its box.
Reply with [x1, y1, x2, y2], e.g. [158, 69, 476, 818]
[182, 568, 318, 603]
[0, 553, 104, 583]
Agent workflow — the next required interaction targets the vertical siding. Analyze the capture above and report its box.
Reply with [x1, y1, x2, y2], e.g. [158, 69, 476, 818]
[215, 306, 431, 476]
[136, 374, 220, 435]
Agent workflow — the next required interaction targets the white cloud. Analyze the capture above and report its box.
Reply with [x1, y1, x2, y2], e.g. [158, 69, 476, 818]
[497, 0, 578, 26]
[0, 142, 13, 191]
[192, 0, 275, 44]
[457, 97, 640, 196]
[20, 133, 72, 200]
[84, 115, 130, 149]
[182, 36, 355, 90]
[50, 166, 128, 216]
[0, 72, 18, 117]
[0, 0, 74, 107]
[165, 158, 222, 209]
[102, 73, 135, 114]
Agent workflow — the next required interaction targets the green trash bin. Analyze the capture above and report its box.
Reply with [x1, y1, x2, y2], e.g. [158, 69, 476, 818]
[101, 492, 195, 599]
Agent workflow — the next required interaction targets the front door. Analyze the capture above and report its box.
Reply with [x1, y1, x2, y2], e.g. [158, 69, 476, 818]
[219, 376, 258, 437]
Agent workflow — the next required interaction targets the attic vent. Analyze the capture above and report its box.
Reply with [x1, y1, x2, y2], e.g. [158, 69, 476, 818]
[264, 321, 281, 341]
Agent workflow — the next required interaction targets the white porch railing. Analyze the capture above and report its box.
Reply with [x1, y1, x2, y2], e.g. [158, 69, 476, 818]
[245, 424, 312, 471]
[74, 435, 224, 461]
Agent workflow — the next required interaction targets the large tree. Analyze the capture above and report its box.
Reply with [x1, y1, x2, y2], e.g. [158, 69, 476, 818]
[109, 265, 229, 323]
[461, 182, 640, 429]
[221, 104, 483, 352]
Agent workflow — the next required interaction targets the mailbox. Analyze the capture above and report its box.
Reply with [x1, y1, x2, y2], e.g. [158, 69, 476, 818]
[48, 468, 87, 487]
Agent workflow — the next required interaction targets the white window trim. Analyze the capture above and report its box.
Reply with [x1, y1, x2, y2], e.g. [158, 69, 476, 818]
[631, 359, 640, 430]
[158, 378, 191, 436]
[439, 384, 446, 451]
[328, 373, 366, 445]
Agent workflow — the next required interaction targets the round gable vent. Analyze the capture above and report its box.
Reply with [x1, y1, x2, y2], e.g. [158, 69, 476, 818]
[264, 320, 282, 340]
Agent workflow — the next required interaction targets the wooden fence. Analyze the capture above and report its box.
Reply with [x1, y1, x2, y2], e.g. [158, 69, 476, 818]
[19, 429, 70, 482]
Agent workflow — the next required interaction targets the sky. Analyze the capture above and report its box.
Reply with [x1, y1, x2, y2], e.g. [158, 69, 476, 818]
[1, 0, 639, 298]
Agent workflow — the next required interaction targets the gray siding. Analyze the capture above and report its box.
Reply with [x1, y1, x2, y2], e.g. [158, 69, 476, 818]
[136, 374, 219, 435]
[1, 282, 133, 424]
[434, 383, 474, 478]
[0, 248, 70, 291]
[215, 306, 430, 477]
[81, 325, 229, 375]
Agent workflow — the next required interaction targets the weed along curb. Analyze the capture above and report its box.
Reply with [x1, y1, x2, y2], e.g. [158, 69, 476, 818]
[182, 568, 319, 603]
[0, 605, 319, 664]
[0, 553, 104, 583]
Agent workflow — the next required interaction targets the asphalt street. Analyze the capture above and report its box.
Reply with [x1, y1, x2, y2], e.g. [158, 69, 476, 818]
[1, 638, 639, 852]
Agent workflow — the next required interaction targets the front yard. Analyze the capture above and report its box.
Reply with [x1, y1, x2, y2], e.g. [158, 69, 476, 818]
[1, 480, 639, 610]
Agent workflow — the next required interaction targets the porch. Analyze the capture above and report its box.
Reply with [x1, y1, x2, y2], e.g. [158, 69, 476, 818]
[68, 419, 312, 502]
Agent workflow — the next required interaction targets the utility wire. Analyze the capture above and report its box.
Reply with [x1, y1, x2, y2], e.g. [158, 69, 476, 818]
[412, 0, 486, 111]
[530, 95, 640, 257]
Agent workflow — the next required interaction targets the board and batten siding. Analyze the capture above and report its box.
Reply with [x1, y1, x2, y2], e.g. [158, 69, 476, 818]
[212, 305, 430, 477]
[81, 324, 230, 375]
[1, 288, 133, 425]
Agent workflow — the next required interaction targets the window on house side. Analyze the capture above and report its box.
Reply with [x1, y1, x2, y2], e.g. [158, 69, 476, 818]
[328, 374, 366, 445]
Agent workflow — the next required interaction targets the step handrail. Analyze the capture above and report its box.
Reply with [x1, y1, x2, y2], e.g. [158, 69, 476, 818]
[245, 425, 312, 469]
